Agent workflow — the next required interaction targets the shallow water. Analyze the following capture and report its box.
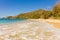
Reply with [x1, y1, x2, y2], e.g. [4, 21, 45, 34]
[0, 18, 26, 24]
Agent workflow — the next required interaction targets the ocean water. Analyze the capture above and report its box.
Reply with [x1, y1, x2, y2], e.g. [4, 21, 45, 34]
[0, 18, 26, 24]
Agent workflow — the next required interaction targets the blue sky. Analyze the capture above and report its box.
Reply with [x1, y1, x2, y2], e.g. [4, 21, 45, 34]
[0, 0, 57, 17]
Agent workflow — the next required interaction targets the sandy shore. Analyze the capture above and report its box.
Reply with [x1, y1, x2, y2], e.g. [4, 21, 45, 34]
[0, 19, 60, 40]
[42, 19, 60, 29]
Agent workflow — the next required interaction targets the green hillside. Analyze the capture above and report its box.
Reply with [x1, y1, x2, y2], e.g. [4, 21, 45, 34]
[6, 4, 60, 19]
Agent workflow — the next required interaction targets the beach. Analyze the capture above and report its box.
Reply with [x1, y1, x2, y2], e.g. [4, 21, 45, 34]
[43, 19, 60, 29]
[0, 19, 60, 40]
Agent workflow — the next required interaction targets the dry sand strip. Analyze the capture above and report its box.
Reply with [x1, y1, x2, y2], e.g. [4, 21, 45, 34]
[43, 19, 60, 29]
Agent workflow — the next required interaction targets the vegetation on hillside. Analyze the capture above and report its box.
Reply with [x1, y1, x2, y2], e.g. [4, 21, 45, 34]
[6, 4, 60, 19]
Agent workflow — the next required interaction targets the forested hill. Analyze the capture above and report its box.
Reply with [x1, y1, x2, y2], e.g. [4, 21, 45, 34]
[5, 4, 60, 19]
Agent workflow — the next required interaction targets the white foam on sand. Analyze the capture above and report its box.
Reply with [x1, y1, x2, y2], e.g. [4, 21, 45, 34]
[0, 19, 60, 40]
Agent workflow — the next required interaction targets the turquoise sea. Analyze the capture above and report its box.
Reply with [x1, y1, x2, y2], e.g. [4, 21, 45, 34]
[0, 18, 26, 24]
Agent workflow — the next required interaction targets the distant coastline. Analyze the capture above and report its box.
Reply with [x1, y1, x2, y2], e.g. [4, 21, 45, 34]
[4, 4, 60, 19]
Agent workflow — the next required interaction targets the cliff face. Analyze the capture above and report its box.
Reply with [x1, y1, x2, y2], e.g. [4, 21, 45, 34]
[5, 4, 60, 19]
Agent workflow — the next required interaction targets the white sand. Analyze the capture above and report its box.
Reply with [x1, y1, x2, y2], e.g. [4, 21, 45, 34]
[0, 19, 60, 40]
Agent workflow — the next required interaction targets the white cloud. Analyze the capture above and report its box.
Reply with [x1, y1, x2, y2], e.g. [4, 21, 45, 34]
[44, 6, 51, 10]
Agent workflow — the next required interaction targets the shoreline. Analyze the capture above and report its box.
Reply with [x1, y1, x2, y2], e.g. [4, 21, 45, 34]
[0, 19, 60, 40]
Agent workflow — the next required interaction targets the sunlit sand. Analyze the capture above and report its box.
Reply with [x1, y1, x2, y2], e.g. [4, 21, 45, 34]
[44, 19, 60, 29]
[0, 19, 60, 40]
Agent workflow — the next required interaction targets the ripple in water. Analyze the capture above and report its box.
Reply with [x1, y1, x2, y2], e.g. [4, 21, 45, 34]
[0, 18, 26, 24]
